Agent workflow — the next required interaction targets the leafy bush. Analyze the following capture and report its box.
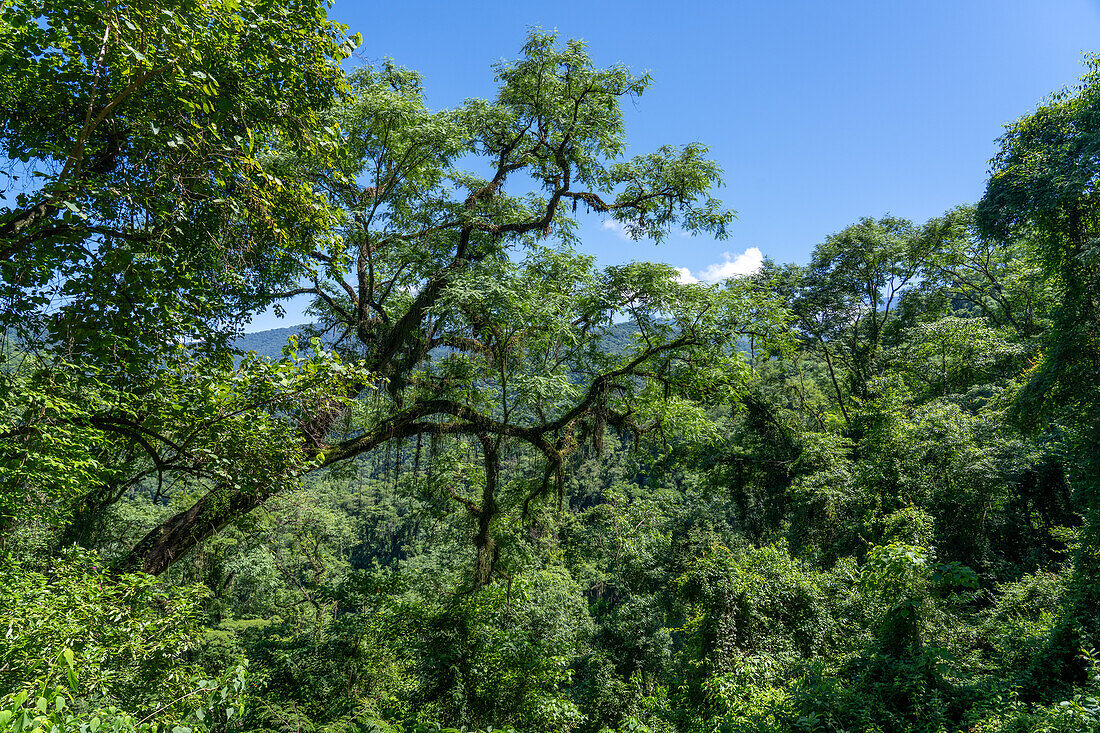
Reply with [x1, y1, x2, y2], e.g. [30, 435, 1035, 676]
[0, 549, 245, 732]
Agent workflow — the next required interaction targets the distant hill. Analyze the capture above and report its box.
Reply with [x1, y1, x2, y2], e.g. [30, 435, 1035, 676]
[234, 321, 642, 361]
[234, 325, 311, 360]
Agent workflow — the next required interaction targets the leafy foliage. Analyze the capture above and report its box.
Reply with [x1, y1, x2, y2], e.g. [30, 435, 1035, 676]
[3, 9, 1100, 733]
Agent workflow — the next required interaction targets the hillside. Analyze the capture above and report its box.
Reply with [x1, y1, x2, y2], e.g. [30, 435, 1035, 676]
[234, 324, 311, 359]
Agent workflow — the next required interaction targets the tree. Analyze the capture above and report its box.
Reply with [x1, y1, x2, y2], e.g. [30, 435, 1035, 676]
[0, 0, 363, 554]
[918, 207, 1053, 341]
[0, 0, 358, 360]
[977, 55, 1100, 651]
[788, 216, 928, 427]
[116, 32, 784, 582]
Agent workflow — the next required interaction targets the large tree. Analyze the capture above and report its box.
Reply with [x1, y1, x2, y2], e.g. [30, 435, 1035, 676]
[784, 216, 929, 428]
[977, 54, 1100, 652]
[116, 33, 785, 582]
[0, 0, 357, 544]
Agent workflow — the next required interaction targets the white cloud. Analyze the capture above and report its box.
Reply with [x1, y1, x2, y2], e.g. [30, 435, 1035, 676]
[676, 247, 764, 283]
[674, 267, 700, 284]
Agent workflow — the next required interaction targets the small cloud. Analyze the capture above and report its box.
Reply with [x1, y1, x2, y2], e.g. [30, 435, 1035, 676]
[674, 267, 700, 284]
[675, 247, 764, 284]
[698, 247, 764, 281]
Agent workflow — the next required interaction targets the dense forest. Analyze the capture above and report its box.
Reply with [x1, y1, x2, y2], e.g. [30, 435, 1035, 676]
[2, 2, 1100, 732]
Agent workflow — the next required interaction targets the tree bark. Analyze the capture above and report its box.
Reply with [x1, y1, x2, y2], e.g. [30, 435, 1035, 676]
[117, 485, 268, 575]
[473, 433, 500, 586]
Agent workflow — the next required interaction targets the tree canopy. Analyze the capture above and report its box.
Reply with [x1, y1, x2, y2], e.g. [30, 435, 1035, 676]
[1, 0, 357, 359]
[3, 9, 1100, 733]
[115, 31, 786, 581]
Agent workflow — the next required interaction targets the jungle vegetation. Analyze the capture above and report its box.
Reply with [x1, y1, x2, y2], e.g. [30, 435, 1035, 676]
[2, 2, 1099, 732]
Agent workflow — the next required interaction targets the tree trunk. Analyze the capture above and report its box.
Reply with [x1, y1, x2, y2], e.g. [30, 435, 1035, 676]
[115, 484, 268, 576]
[473, 433, 500, 586]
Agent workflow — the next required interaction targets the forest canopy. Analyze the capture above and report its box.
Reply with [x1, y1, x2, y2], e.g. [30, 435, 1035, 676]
[2, 3, 1100, 733]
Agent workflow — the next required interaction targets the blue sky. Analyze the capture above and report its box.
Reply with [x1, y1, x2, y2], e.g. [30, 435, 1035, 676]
[249, 0, 1100, 329]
